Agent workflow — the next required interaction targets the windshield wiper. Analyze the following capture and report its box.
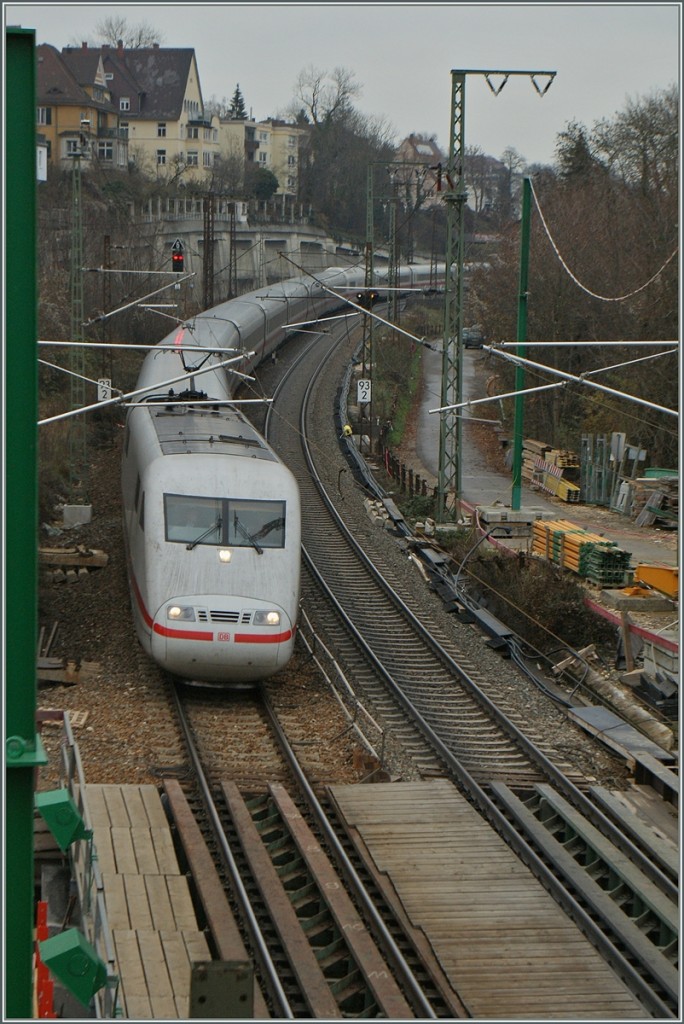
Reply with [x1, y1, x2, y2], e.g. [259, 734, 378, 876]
[253, 517, 285, 540]
[186, 516, 222, 550]
[233, 513, 263, 554]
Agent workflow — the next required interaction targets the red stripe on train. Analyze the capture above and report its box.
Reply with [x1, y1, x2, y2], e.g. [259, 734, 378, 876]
[234, 630, 293, 644]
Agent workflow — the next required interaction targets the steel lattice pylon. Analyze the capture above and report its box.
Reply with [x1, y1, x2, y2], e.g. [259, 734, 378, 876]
[438, 72, 467, 520]
[69, 152, 88, 504]
[437, 68, 556, 520]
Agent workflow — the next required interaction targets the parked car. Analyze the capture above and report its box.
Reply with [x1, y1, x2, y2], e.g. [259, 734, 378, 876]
[462, 325, 484, 348]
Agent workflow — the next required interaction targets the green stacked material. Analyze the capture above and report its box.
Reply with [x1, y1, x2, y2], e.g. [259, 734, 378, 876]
[581, 541, 633, 586]
[531, 519, 632, 587]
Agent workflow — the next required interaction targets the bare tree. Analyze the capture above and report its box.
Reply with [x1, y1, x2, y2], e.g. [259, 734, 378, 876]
[290, 65, 361, 126]
[93, 17, 164, 47]
[468, 88, 678, 466]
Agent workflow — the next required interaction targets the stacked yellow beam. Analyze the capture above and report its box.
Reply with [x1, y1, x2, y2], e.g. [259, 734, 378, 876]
[532, 519, 632, 586]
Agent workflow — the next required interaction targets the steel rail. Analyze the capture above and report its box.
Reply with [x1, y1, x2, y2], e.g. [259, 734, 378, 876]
[265, 319, 676, 1017]
[169, 684, 294, 1019]
[260, 691, 439, 1019]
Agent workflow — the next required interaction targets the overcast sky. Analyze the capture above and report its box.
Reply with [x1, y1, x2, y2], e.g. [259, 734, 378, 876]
[5, 2, 680, 166]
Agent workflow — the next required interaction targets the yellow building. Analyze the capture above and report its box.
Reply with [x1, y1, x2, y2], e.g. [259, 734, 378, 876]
[96, 43, 221, 180]
[36, 43, 127, 172]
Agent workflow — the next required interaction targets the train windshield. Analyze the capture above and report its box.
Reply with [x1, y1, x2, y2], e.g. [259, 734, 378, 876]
[164, 494, 286, 549]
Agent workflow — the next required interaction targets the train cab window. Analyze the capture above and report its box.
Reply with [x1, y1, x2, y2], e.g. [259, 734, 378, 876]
[226, 498, 285, 549]
[164, 494, 285, 548]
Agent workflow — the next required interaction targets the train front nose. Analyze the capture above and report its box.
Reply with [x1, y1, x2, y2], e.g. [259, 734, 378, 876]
[150, 595, 296, 683]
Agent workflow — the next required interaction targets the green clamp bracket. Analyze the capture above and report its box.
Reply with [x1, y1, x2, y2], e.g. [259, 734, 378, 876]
[6, 732, 48, 768]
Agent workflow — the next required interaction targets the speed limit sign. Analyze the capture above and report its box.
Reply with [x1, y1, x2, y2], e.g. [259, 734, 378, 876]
[357, 379, 371, 404]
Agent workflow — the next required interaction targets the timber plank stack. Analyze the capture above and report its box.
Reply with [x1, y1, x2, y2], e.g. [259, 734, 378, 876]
[85, 784, 211, 1018]
[532, 519, 632, 587]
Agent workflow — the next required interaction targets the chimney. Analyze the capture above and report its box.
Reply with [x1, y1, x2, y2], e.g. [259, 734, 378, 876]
[81, 41, 87, 50]
[117, 39, 124, 57]
[153, 43, 159, 49]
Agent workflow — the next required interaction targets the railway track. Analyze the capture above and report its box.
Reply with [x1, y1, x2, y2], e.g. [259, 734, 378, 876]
[256, 317, 678, 1017]
[169, 683, 467, 1018]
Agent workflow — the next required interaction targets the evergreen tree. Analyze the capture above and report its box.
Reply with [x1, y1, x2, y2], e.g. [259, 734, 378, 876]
[229, 84, 248, 120]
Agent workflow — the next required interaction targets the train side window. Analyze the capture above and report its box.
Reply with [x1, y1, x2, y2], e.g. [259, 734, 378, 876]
[138, 492, 145, 530]
[134, 475, 141, 510]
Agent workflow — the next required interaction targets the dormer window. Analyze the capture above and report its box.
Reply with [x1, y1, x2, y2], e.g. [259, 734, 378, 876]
[120, 97, 130, 111]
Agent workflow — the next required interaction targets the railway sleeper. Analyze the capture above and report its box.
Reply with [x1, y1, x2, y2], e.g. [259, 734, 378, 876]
[491, 781, 680, 1006]
[224, 779, 414, 1019]
[526, 784, 678, 951]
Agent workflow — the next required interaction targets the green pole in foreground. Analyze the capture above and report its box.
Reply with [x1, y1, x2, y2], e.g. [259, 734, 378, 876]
[511, 177, 531, 511]
[5, 25, 47, 1018]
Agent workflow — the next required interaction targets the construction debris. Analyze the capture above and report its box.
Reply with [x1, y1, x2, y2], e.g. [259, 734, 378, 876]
[632, 475, 678, 528]
[37, 659, 101, 687]
[523, 439, 581, 502]
[39, 545, 108, 568]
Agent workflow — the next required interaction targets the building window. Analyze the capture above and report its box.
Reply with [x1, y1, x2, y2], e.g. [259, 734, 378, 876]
[187, 126, 199, 139]
[288, 135, 296, 146]
[65, 139, 79, 156]
[120, 122, 129, 137]
[259, 152, 268, 164]
[287, 155, 296, 166]
[203, 151, 212, 167]
[186, 151, 198, 166]
[157, 149, 166, 165]
[259, 131, 268, 142]
[36, 106, 51, 125]
[105, 72, 113, 81]
[98, 140, 113, 160]
[157, 123, 167, 137]
[120, 97, 130, 111]
[287, 176, 296, 188]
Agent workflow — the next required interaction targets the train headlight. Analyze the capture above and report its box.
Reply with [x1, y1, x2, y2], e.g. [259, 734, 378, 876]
[167, 604, 196, 621]
[253, 610, 281, 626]
[218, 549, 232, 563]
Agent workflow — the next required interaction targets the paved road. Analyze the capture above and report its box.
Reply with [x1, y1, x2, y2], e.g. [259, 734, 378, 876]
[414, 344, 677, 570]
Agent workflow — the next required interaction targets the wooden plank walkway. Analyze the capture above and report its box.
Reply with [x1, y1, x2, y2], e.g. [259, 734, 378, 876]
[85, 784, 211, 1019]
[328, 779, 648, 1020]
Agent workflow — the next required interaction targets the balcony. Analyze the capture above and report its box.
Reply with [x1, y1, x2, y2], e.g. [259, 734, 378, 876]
[98, 126, 128, 140]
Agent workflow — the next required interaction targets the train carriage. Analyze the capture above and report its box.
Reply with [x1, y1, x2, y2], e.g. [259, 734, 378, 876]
[122, 264, 444, 684]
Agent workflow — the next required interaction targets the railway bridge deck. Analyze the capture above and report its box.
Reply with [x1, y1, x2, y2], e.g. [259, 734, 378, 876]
[66, 777, 660, 1019]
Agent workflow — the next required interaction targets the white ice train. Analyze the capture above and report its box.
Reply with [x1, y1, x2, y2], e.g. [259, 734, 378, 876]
[122, 262, 443, 684]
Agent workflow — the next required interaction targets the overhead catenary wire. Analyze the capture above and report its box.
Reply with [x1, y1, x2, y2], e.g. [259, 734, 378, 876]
[488, 345, 678, 418]
[278, 252, 439, 350]
[529, 179, 678, 302]
[430, 346, 678, 417]
[39, 354, 253, 426]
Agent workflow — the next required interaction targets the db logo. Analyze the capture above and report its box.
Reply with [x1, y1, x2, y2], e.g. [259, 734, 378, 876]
[217, 632, 231, 641]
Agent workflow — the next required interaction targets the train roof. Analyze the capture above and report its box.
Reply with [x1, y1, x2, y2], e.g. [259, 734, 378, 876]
[143, 394, 278, 462]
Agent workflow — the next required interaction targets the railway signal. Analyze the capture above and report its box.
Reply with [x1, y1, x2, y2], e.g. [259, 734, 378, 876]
[355, 289, 379, 309]
[172, 238, 185, 273]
